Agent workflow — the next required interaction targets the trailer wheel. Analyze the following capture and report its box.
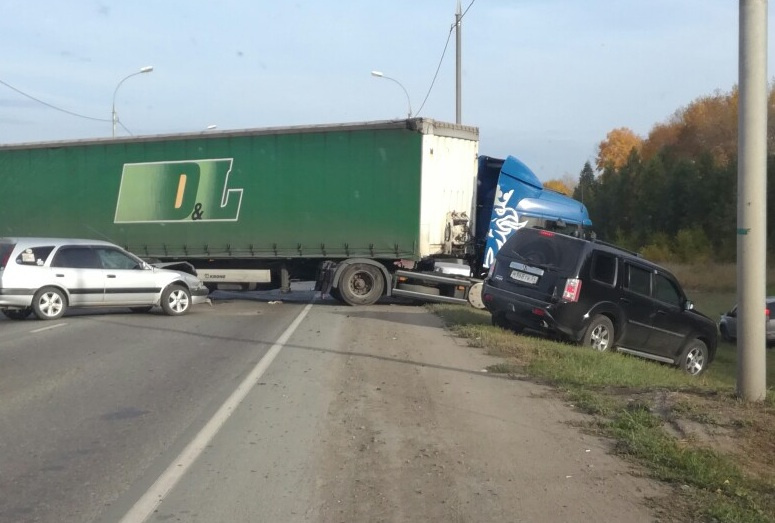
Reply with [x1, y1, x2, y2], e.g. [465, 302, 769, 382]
[338, 264, 384, 306]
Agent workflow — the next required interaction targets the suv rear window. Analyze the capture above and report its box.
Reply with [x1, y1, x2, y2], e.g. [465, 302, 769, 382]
[500, 230, 585, 274]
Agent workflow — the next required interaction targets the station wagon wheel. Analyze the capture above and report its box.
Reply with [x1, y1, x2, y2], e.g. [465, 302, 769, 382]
[338, 264, 384, 306]
[679, 339, 708, 376]
[161, 284, 191, 316]
[32, 287, 67, 320]
[1, 307, 33, 320]
[583, 315, 614, 352]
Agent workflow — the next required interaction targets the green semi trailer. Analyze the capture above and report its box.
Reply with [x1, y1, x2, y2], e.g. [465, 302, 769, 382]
[0, 118, 486, 306]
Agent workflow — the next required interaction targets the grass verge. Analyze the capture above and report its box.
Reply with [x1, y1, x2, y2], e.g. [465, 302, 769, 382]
[429, 303, 775, 523]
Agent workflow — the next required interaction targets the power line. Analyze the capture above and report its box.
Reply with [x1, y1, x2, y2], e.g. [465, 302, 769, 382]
[415, 0, 476, 117]
[0, 78, 111, 122]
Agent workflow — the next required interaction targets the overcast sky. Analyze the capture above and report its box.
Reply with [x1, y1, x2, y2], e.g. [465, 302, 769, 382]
[0, 1, 770, 181]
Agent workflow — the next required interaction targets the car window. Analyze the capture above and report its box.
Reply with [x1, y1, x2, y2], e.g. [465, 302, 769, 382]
[1, 242, 17, 269]
[624, 263, 651, 297]
[653, 272, 682, 306]
[95, 247, 140, 270]
[51, 246, 101, 269]
[14, 246, 55, 266]
[500, 230, 584, 273]
[590, 251, 617, 286]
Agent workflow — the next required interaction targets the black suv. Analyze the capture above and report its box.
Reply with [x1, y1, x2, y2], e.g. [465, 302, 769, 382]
[481, 228, 717, 375]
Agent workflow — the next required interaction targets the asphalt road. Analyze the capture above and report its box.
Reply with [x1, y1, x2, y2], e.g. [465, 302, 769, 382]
[0, 289, 311, 523]
[1, 286, 668, 523]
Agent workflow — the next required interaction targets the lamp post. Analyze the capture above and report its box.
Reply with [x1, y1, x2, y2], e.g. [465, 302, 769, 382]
[112, 66, 153, 137]
[370, 70, 412, 118]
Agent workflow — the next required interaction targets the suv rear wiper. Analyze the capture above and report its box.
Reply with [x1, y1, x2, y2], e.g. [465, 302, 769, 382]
[511, 253, 559, 271]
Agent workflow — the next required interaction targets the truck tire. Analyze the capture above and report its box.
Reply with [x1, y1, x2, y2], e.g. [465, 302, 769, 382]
[338, 264, 384, 306]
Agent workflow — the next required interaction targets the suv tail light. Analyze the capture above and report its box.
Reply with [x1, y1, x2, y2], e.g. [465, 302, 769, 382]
[562, 278, 582, 302]
[486, 259, 497, 279]
[766, 308, 770, 318]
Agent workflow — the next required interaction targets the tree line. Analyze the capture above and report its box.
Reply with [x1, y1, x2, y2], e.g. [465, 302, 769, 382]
[568, 86, 775, 263]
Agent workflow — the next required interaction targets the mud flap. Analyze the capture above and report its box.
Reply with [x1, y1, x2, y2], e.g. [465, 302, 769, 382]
[315, 260, 337, 294]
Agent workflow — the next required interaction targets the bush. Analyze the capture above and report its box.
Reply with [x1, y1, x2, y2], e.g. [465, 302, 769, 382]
[640, 231, 674, 262]
[673, 227, 712, 264]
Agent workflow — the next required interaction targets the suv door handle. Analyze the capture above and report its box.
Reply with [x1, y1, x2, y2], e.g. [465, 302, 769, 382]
[107, 274, 117, 279]
[620, 297, 631, 304]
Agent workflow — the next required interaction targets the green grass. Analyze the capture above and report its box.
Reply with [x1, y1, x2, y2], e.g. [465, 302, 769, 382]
[428, 302, 775, 522]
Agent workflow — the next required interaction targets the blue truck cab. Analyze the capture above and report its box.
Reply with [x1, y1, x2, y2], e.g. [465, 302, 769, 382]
[474, 155, 593, 275]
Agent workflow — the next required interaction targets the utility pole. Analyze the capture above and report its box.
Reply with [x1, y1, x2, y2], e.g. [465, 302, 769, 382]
[455, 0, 462, 124]
[737, 0, 768, 401]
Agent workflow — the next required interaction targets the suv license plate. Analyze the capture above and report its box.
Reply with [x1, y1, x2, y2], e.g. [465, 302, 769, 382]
[511, 270, 538, 285]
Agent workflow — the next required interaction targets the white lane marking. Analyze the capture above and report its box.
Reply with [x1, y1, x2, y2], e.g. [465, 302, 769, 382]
[119, 302, 314, 523]
[30, 323, 67, 333]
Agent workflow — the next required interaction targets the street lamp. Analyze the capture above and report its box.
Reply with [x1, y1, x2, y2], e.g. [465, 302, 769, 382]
[112, 66, 153, 137]
[370, 70, 412, 118]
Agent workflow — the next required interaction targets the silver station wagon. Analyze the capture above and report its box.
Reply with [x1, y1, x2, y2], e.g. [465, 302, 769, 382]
[0, 237, 209, 320]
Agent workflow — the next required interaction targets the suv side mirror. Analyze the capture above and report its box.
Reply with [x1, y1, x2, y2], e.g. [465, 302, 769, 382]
[684, 300, 695, 311]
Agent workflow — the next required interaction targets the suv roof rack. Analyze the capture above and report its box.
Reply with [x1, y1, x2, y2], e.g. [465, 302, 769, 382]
[590, 239, 642, 257]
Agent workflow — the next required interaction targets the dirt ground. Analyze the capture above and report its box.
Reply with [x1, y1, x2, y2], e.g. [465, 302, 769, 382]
[309, 301, 672, 522]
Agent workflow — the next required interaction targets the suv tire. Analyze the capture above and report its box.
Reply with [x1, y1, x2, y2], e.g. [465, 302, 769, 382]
[679, 339, 708, 376]
[582, 315, 614, 352]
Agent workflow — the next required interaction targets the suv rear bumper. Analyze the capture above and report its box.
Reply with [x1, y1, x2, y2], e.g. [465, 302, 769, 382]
[483, 283, 582, 340]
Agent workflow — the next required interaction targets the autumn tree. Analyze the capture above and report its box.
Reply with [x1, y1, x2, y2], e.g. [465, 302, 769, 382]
[543, 179, 572, 195]
[572, 161, 596, 205]
[595, 127, 643, 172]
[640, 87, 740, 165]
